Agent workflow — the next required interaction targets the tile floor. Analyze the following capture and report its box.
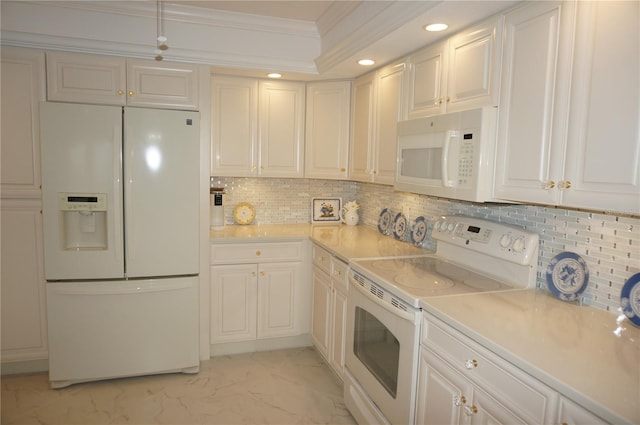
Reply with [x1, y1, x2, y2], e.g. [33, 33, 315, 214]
[1, 347, 357, 425]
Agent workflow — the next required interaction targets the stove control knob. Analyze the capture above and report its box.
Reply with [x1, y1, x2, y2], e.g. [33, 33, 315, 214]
[499, 234, 513, 249]
[434, 220, 443, 231]
[512, 236, 526, 253]
[447, 222, 456, 232]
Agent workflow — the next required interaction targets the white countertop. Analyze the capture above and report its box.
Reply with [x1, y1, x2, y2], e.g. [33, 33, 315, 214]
[421, 289, 640, 424]
[210, 224, 428, 261]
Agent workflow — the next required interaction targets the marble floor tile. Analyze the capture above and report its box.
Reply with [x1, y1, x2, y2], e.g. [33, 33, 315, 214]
[1, 347, 357, 425]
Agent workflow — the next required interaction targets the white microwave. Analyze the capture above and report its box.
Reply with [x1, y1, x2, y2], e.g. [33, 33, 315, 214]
[395, 107, 502, 203]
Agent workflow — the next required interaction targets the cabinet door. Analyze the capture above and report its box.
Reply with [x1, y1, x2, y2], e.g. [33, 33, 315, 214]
[211, 76, 258, 176]
[493, 1, 575, 205]
[258, 80, 305, 178]
[311, 266, 332, 358]
[556, 397, 608, 425]
[561, 1, 640, 215]
[329, 283, 347, 380]
[374, 61, 406, 185]
[126, 60, 198, 110]
[470, 386, 529, 425]
[447, 16, 502, 112]
[406, 40, 448, 118]
[46, 52, 126, 105]
[1, 200, 48, 362]
[210, 264, 257, 343]
[416, 349, 470, 425]
[1, 47, 45, 198]
[257, 262, 302, 339]
[349, 71, 376, 182]
[305, 81, 351, 179]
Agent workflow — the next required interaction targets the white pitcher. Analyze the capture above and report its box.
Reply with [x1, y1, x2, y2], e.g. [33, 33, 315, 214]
[339, 206, 359, 226]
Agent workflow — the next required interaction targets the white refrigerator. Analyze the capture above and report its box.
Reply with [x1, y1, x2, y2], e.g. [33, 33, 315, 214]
[40, 102, 200, 388]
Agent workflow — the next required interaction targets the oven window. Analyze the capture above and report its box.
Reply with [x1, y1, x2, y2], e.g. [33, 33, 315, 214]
[353, 307, 400, 398]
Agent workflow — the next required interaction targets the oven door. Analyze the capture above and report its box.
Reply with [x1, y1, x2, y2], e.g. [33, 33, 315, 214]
[345, 276, 420, 425]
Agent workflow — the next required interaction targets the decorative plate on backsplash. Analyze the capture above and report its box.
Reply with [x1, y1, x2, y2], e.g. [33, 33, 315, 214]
[545, 252, 589, 302]
[378, 208, 393, 235]
[621, 272, 640, 327]
[393, 212, 408, 241]
[410, 216, 428, 246]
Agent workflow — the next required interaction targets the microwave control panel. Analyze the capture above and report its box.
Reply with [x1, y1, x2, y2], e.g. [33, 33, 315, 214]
[457, 132, 476, 186]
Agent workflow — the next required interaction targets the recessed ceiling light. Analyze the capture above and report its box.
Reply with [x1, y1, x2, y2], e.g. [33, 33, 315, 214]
[267, 73, 282, 79]
[425, 23, 448, 32]
[358, 59, 375, 66]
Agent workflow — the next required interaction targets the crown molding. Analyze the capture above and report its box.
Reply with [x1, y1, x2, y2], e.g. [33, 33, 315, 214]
[315, 1, 438, 74]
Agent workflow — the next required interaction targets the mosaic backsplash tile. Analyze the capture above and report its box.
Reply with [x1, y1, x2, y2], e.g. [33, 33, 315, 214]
[211, 177, 640, 314]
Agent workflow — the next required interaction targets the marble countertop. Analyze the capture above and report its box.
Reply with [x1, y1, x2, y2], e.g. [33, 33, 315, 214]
[210, 224, 428, 261]
[421, 289, 640, 424]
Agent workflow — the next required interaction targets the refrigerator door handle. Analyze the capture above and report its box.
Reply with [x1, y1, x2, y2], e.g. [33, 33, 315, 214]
[123, 124, 135, 267]
[113, 124, 124, 267]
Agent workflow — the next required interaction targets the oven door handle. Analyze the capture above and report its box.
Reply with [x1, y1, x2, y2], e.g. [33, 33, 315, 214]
[349, 275, 418, 323]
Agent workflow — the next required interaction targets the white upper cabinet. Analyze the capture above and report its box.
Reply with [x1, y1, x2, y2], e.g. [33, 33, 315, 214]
[561, 1, 640, 214]
[350, 61, 406, 185]
[46, 52, 198, 110]
[211, 76, 305, 178]
[305, 81, 351, 180]
[211, 76, 258, 176]
[406, 16, 502, 118]
[258, 80, 305, 178]
[1, 47, 45, 198]
[494, 1, 639, 215]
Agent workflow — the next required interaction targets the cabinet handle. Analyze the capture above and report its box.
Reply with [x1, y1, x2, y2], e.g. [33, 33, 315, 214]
[128, 90, 134, 97]
[340, 167, 346, 172]
[558, 180, 572, 190]
[463, 405, 478, 416]
[256, 250, 261, 256]
[117, 90, 124, 96]
[454, 395, 467, 406]
[464, 359, 478, 369]
[541, 180, 556, 190]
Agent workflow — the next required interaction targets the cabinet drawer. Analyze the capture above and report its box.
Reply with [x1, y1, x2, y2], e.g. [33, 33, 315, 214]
[423, 315, 554, 423]
[331, 257, 349, 292]
[211, 242, 302, 264]
[312, 244, 332, 274]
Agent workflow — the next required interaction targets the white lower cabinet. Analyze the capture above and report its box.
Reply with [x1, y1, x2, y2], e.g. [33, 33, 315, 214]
[419, 313, 612, 425]
[209, 242, 309, 352]
[418, 313, 557, 425]
[310, 244, 348, 380]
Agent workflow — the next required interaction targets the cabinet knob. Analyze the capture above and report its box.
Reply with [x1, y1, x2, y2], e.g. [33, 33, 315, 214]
[464, 359, 478, 369]
[463, 405, 478, 416]
[446, 96, 451, 103]
[541, 180, 556, 190]
[260, 271, 265, 277]
[340, 167, 346, 172]
[256, 250, 261, 256]
[454, 395, 467, 406]
[117, 90, 124, 96]
[558, 180, 572, 190]
[437, 98, 443, 105]
[128, 90, 134, 97]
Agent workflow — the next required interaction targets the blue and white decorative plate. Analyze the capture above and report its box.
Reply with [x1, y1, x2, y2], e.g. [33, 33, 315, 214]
[411, 216, 428, 246]
[378, 208, 393, 235]
[546, 252, 589, 302]
[621, 273, 640, 328]
[393, 213, 408, 241]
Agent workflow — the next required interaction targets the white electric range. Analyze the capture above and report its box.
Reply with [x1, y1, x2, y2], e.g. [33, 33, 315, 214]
[343, 216, 540, 425]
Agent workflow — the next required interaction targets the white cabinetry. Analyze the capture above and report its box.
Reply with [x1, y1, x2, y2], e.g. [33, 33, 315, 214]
[305, 81, 351, 179]
[209, 242, 310, 354]
[46, 52, 199, 109]
[406, 16, 502, 118]
[494, 1, 639, 215]
[211, 76, 305, 178]
[417, 314, 557, 424]
[557, 396, 608, 425]
[1, 47, 49, 368]
[310, 244, 348, 380]
[350, 61, 405, 185]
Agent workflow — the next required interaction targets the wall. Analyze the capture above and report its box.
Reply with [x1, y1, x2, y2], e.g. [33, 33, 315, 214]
[212, 177, 640, 314]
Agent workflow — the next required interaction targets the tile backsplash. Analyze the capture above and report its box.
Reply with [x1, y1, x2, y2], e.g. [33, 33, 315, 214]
[212, 177, 640, 314]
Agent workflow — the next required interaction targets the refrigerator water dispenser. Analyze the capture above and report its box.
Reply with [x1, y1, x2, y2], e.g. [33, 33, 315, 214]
[58, 193, 108, 250]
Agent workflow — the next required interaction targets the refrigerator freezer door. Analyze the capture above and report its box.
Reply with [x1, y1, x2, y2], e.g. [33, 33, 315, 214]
[40, 102, 124, 280]
[47, 277, 199, 388]
[123, 108, 199, 277]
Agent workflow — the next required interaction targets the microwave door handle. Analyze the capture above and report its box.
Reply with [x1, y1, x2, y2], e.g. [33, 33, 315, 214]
[441, 130, 458, 187]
